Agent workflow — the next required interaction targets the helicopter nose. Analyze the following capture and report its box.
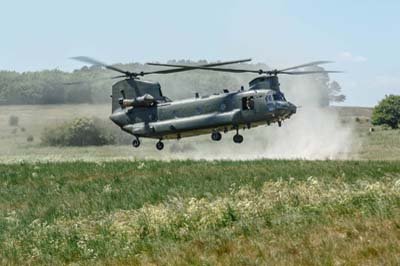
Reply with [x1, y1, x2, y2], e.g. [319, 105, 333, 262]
[276, 102, 296, 118]
[288, 102, 297, 114]
[277, 102, 295, 112]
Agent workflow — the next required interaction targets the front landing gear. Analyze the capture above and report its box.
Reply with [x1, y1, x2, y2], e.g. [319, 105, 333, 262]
[132, 137, 140, 148]
[233, 134, 243, 144]
[156, 140, 164, 150]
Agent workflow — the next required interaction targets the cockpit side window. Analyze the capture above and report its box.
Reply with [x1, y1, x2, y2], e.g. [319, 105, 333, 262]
[266, 95, 273, 102]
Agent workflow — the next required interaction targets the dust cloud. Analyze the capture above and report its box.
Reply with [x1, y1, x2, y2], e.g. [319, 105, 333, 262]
[160, 72, 357, 160]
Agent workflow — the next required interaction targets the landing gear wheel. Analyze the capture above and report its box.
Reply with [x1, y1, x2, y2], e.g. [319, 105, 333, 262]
[132, 138, 140, 148]
[278, 121, 282, 127]
[233, 134, 243, 144]
[156, 141, 164, 150]
[211, 132, 222, 141]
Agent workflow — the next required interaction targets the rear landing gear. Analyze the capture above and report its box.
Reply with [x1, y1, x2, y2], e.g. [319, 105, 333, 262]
[233, 128, 243, 144]
[132, 137, 140, 148]
[211, 132, 222, 141]
[156, 140, 164, 150]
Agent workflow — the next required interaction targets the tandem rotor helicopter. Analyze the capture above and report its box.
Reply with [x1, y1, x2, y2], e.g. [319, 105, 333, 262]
[71, 56, 341, 150]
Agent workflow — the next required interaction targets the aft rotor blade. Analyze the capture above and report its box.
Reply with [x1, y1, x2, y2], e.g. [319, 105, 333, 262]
[143, 58, 253, 75]
[71, 56, 129, 75]
[277, 61, 333, 72]
[279, 70, 343, 75]
[71, 57, 253, 77]
[63, 81, 87, 85]
[63, 75, 124, 85]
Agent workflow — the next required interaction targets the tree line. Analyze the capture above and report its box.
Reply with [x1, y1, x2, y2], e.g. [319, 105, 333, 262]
[0, 60, 345, 106]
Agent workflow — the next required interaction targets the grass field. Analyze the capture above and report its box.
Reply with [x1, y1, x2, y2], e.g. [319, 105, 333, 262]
[1, 160, 400, 265]
[1, 104, 400, 265]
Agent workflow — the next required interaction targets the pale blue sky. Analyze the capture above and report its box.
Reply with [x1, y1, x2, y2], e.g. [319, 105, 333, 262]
[1, 0, 399, 106]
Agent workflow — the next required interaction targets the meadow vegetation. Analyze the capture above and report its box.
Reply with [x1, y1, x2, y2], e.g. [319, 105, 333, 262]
[8, 115, 19, 126]
[1, 104, 400, 264]
[41, 117, 115, 146]
[0, 160, 400, 265]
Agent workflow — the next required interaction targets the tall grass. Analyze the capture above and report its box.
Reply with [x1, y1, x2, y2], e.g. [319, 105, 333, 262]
[1, 160, 400, 265]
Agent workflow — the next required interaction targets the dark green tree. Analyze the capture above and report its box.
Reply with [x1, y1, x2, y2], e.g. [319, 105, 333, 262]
[371, 95, 400, 129]
[328, 81, 346, 103]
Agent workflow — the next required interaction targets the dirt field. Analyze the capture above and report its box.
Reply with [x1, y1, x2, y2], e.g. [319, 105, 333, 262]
[0, 104, 399, 162]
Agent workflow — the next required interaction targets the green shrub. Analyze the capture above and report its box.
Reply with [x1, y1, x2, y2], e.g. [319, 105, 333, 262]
[371, 95, 400, 129]
[8, 115, 19, 126]
[27, 135, 34, 142]
[41, 117, 115, 146]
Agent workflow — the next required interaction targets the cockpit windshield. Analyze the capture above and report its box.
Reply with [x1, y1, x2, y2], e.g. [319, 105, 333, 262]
[272, 92, 286, 101]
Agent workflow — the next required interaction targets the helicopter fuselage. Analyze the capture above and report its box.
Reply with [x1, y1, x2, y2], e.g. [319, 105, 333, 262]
[71, 56, 337, 150]
[110, 88, 296, 140]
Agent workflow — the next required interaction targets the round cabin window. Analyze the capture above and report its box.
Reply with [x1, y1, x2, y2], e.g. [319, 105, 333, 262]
[220, 103, 226, 111]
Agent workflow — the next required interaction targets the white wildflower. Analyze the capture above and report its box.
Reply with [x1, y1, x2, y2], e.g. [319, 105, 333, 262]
[137, 162, 145, 169]
[29, 219, 41, 228]
[103, 184, 112, 193]
[31, 247, 41, 257]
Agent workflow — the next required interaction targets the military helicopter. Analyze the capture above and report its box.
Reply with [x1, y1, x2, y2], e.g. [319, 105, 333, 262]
[72, 57, 340, 150]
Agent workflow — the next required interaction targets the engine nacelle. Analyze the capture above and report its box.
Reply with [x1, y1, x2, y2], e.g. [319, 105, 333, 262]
[121, 94, 155, 108]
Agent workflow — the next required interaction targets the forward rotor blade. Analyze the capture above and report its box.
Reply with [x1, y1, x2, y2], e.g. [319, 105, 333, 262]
[71, 56, 129, 75]
[146, 64, 261, 74]
[147, 58, 252, 68]
[279, 70, 343, 75]
[277, 61, 333, 72]
[150, 62, 342, 76]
